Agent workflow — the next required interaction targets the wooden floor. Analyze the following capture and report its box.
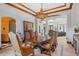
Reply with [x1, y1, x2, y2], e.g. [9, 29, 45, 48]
[0, 36, 76, 56]
[51, 37, 76, 56]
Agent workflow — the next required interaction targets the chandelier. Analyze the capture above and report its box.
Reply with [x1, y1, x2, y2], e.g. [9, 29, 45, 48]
[36, 12, 47, 20]
[36, 3, 47, 20]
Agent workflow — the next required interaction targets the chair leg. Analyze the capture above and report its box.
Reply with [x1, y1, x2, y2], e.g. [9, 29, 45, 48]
[32, 51, 34, 56]
[51, 45, 55, 52]
[47, 50, 52, 56]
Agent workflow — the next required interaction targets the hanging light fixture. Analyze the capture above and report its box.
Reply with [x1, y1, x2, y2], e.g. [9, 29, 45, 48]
[36, 3, 47, 20]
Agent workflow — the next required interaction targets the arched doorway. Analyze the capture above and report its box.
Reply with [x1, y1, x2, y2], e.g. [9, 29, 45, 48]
[1, 17, 16, 43]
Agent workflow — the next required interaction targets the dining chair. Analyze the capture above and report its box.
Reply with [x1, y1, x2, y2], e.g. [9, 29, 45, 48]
[31, 32, 37, 44]
[8, 32, 34, 56]
[40, 31, 57, 56]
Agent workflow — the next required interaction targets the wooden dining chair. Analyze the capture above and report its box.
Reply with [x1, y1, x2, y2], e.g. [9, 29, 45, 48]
[31, 32, 37, 44]
[25, 31, 31, 42]
[53, 31, 57, 48]
[8, 32, 34, 56]
[41, 31, 57, 56]
[50, 31, 57, 52]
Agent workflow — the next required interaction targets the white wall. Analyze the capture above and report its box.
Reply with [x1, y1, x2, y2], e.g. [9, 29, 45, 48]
[66, 12, 73, 43]
[15, 15, 36, 40]
[0, 4, 36, 41]
[66, 3, 79, 43]
[47, 17, 67, 32]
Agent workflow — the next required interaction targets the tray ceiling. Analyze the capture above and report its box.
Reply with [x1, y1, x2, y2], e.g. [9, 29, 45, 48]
[22, 3, 65, 12]
[5, 3, 72, 19]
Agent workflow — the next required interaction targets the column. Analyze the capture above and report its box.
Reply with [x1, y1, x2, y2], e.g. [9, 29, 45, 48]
[35, 17, 37, 32]
[45, 19, 49, 39]
[37, 19, 40, 35]
[66, 11, 73, 43]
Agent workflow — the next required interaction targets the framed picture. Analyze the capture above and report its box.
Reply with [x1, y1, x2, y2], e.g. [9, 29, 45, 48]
[23, 21, 33, 31]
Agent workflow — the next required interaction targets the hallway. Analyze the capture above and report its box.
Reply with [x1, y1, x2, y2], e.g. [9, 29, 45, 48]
[0, 37, 76, 56]
[51, 37, 76, 56]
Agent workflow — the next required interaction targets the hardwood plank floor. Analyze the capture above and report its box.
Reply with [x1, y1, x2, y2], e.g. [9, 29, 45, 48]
[0, 36, 76, 56]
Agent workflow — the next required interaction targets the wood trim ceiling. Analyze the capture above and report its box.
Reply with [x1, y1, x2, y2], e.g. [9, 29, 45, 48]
[45, 3, 73, 15]
[5, 3, 73, 19]
[46, 3, 73, 17]
[42, 3, 66, 12]
[17, 3, 36, 14]
[5, 3, 36, 17]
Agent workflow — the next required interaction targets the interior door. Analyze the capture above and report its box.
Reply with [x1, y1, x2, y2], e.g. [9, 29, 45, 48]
[9, 19, 16, 33]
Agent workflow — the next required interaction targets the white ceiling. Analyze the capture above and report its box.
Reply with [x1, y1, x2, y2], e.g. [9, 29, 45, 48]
[0, 4, 35, 22]
[0, 3, 70, 20]
[22, 3, 65, 12]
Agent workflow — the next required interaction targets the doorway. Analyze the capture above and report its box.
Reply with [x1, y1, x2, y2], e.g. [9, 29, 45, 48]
[1, 17, 16, 43]
[9, 19, 16, 33]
